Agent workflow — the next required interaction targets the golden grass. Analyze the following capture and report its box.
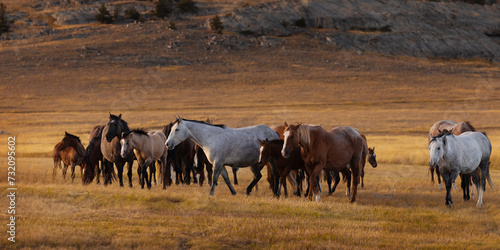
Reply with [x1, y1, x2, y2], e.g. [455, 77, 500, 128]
[1, 160, 499, 249]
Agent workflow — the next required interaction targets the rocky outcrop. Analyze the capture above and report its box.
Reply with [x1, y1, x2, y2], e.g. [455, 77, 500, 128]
[222, 0, 500, 61]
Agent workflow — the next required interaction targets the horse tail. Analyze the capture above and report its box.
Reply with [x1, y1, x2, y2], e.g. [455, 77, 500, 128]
[486, 162, 494, 191]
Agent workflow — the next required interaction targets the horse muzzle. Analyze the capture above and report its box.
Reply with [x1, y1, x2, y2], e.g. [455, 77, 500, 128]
[281, 149, 291, 159]
[429, 161, 437, 168]
[165, 141, 175, 150]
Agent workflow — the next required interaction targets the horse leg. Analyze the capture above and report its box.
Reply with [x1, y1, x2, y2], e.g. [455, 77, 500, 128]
[206, 161, 213, 187]
[95, 161, 101, 185]
[325, 171, 333, 195]
[116, 161, 125, 187]
[62, 163, 69, 179]
[470, 168, 481, 207]
[436, 166, 442, 189]
[125, 160, 133, 188]
[143, 160, 152, 189]
[162, 156, 172, 189]
[210, 162, 223, 195]
[246, 164, 263, 196]
[341, 167, 352, 199]
[309, 163, 325, 201]
[460, 174, 470, 201]
[71, 162, 76, 182]
[476, 161, 489, 207]
[443, 173, 453, 207]
[232, 167, 239, 185]
[350, 160, 361, 203]
[430, 166, 435, 184]
[361, 167, 365, 188]
[331, 171, 341, 194]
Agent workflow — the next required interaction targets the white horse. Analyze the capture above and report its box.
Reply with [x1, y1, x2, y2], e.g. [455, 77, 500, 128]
[120, 129, 168, 189]
[165, 118, 279, 196]
[429, 130, 494, 207]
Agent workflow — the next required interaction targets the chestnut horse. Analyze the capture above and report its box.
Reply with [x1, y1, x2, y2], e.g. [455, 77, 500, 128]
[428, 120, 475, 188]
[281, 123, 364, 202]
[53, 132, 86, 182]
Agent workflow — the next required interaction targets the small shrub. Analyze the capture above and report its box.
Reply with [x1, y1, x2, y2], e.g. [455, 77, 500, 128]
[294, 17, 306, 28]
[155, 0, 174, 18]
[169, 20, 176, 30]
[125, 7, 141, 21]
[210, 15, 224, 34]
[177, 0, 197, 13]
[113, 5, 121, 20]
[281, 19, 289, 28]
[95, 4, 113, 24]
[0, 2, 11, 35]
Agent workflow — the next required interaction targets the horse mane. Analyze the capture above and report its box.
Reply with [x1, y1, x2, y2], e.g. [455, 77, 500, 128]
[123, 128, 148, 137]
[178, 117, 226, 129]
[429, 129, 453, 144]
[85, 128, 103, 162]
[463, 121, 476, 132]
[65, 132, 81, 143]
[298, 125, 311, 149]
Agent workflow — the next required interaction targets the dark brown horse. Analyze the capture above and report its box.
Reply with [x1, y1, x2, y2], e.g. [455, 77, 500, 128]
[428, 120, 475, 187]
[162, 122, 196, 186]
[53, 132, 86, 182]
[82, 125, 111, 185]
[258, 139, 306, 197]
[194, 144, 213, 187]
[101, 113, 135, 187]
[282, 123, 364, 202]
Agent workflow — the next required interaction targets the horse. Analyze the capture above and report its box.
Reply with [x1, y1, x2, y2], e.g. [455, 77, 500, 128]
[165, 118, 280, 196]
[429, 130, 494, 207]
[82, 125, 107, 185]
[258, 139, 305, 197]
[281, 123, 364, 202]
[359, 134, 377, 188]
[53, 132, 86, 182]
[101, 113, 136, 187]
[428, 120, 476, 188]
[162, 123, 196, 186]
[120, 129, 168, 189]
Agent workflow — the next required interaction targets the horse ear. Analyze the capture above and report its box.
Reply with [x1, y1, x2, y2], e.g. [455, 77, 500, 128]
[284, 121, 288, 127]
[429, 133, 433, 141]
[65, 131, 69, 136]
[121, 132, 125, 138]
[442, 135, 447, 145]
[118, 114, 122, 119]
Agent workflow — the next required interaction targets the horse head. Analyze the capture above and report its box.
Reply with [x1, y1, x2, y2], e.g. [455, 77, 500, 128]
[120, 131, 133, 158]
[106, 113, 129, 142]
[368, 147, 377, 168]
[282, 122, 301, 158]
[165, 118, 188, 150]
[428, 132, 449, 168]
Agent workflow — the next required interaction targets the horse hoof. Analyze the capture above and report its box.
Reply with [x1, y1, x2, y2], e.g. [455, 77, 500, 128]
[162, 186, 166, 190]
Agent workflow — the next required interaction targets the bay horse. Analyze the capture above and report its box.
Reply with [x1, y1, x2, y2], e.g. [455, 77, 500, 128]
[82, 125, 116, 185]
[53, 132, 86, 182]
[258, 139, 306, 197]
[428, 120, 476, 188]
[429, 130, 494, 207]
[165, 118, 280, 196]
[281, 123, 364, 202]
[162, 122, 196, 186]
[101, 113, 135, 187]
[120, 129, 168, 189]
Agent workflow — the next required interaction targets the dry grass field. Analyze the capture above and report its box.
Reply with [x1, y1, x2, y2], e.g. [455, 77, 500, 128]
[1, 1, 500, 248]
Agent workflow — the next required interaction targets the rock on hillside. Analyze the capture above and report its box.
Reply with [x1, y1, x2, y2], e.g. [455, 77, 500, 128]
[222, 0, 500, 61]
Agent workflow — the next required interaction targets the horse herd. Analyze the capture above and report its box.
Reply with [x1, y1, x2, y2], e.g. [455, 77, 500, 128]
[52, 114, 493, 207]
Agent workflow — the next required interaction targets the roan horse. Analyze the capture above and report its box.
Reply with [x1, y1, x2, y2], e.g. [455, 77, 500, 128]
[120, 129, 168, 189]
[429, 130, 494, 207]
[101, 113, 136, 187]
[53, 132, 86, 182]
[428, 120, 476, 188]
[281, 123, 364, 202]
[165, 118, 280, 196]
